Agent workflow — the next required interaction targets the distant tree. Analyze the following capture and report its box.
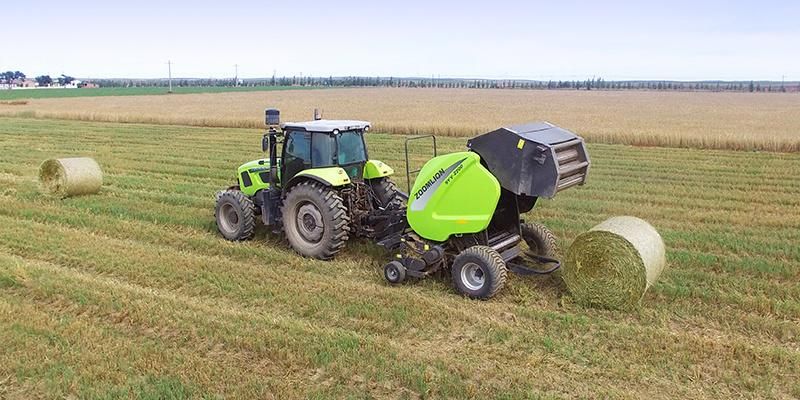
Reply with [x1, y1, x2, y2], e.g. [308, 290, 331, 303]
[35, 75, 53, 86]
[2, 71, 24, 82]
[57, 74, 75, 85]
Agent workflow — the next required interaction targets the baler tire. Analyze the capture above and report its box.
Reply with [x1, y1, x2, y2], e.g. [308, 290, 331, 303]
[451, 246, 507, 299]
[282, 181, 350, 260]
[369, 177, 405, 209]
[214, 189, 256, 241]
[521, 222, 559, 258]
[384, 261, 407, 284]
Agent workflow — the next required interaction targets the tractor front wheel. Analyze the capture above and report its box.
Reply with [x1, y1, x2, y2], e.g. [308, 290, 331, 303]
[282, 181, 350, 260]
[214, 189, 256, 241]
[451, 246, 507, 299]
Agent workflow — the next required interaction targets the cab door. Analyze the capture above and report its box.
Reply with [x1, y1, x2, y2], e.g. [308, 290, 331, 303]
[281, 130, 311, 184]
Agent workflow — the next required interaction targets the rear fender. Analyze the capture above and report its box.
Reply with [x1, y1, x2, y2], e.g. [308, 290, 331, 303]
[363, 159, 394, 179]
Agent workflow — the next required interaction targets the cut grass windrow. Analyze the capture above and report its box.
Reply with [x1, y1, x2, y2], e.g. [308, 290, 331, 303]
[0, 117, 798, 399]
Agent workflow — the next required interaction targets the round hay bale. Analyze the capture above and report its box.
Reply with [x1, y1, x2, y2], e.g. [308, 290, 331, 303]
[563, 216, 666, 309]
[38, 157, 103, 198]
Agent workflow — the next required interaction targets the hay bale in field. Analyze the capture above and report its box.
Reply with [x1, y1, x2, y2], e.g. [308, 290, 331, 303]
[38, 157, 103, 198]
[563, 216, 666, 310]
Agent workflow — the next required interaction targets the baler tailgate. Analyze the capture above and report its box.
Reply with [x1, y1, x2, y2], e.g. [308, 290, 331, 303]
[467, 121, 591, 198]
[553, 138, 589, 193]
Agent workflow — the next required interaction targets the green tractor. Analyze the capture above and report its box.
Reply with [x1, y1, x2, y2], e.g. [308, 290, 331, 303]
[214, 109, 404, 259]
[215, 109, 590, 299]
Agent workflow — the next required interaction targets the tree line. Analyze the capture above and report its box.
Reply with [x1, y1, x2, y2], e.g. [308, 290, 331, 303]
[3, 69, 797, 92]
[1, 70, 76, 86]
[93, 76, 798, 93]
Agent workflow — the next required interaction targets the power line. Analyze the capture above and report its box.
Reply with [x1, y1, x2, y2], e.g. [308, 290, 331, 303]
[167, 60, 173, 93]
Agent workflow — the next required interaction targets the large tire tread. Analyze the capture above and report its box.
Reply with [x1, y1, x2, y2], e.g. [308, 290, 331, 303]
[369, 177, 405, 210]
[521, 222, 559, 257]
[282, 181, 350, 260]
[214, 189, 256, 241]
[451, 245, 507, 299]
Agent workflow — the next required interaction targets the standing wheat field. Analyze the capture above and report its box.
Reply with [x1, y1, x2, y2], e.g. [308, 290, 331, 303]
[0, 117, 797, 399]
[1, 88, 799, 152]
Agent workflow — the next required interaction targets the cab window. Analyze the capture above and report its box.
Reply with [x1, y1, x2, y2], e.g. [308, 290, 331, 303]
[312, 133, 336, 167]
[337, 130, 367, 165]
[282, 130, 311, 182]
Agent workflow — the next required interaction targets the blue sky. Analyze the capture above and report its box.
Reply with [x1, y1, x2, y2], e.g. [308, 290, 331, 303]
[3, 0, 798, 80]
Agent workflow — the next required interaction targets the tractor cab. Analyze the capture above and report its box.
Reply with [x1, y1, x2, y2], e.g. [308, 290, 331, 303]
[279, 119, 372, 183]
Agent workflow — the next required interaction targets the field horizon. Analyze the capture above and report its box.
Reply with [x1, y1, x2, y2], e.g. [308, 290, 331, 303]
[1, 87, 798, 152]
[0, 117, 797, 398]
[0, 86, 312, 100]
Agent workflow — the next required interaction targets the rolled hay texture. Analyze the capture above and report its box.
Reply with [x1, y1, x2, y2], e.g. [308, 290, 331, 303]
[38, 157, 103, 198]
[563, 216, 666, 310]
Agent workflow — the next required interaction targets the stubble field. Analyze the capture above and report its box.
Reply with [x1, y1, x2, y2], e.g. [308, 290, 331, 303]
[1, 88, 799, 152]
[0, 116, 798, 399]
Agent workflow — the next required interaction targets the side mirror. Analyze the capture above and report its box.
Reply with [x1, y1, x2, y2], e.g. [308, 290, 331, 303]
[262, 134, 269, 153]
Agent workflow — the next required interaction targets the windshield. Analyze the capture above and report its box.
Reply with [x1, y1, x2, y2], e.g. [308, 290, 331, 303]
[337, 130, 367, 165]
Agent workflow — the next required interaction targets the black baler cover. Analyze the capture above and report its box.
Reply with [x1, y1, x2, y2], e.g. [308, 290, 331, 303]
[467, 122, 589, 198]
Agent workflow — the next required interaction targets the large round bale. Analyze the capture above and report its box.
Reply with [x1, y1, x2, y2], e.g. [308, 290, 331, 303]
[38, 157, 103, 198]
[563, 216, 666, 309]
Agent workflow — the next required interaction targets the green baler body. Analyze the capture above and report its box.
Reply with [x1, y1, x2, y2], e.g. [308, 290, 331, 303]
[407, 152, 501, 242]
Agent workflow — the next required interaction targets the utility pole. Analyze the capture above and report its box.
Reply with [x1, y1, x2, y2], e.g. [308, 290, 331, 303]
[234, 64, 239, 86]
[167, 60, 173, 93]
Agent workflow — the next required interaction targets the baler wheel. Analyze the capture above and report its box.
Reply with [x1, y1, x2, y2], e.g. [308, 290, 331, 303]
[383, 261, 407, 284]
[214, 189, 256, 241]
[521, 222, 559, 258]
[282, 181, 350, 260]
[451, 246, 507, 299]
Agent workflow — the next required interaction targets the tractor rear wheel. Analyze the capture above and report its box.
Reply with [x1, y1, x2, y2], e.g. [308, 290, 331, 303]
[215, 189, 256, 241]
[282, 181, 350, 260]
[369, 177, 405, 209]
[521, 222, 559, 257]
[451, 246, 507, 299]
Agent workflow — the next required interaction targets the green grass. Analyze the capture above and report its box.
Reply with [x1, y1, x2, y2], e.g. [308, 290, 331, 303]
[0, 117, 798, 399]
[0, 85, 313, 100]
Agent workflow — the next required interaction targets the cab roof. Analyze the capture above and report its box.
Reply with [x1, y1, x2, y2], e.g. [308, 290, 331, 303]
[281, 119, 371, 133]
